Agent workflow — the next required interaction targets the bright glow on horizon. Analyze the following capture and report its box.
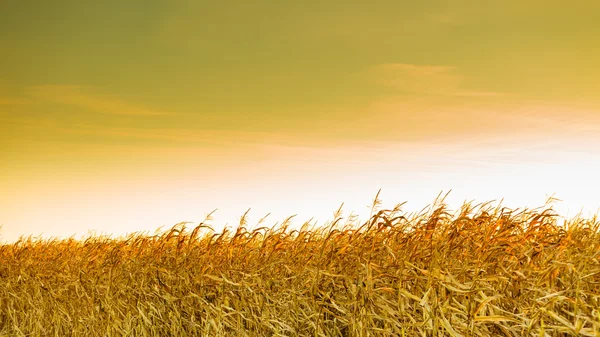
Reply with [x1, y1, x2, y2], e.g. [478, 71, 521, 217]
[2, 137, 599, 243]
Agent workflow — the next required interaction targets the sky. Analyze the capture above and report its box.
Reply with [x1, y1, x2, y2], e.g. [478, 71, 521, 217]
[1, 0, 600, 243]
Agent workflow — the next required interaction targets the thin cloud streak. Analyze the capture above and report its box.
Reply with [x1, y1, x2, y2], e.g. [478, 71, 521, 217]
[0, 97, 31, 105]
[53, 124, 285, 147]
[366, 63, 504, 97]
[28, 85, 169, 116]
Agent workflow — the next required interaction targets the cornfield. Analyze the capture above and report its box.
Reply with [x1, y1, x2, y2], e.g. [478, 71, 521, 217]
[1, 195, 599, 336]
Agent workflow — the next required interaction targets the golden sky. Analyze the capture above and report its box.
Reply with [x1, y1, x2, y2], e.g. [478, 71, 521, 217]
[1, 1, 600, 242]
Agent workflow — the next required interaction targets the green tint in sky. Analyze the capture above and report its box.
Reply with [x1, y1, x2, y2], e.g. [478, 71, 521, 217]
[1, 0, 600, 242]
[3, 0, 599, 112]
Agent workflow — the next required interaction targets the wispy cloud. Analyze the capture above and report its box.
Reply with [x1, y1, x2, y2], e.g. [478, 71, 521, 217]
[366, 63, 503, 97]
[54, 124, 276, 145]
[0, 97, 31, 105]
[0, 83, 31, 106]
[428, 12, 458, 25]
[42, 122, 369, 152]
[28, 85, 168, 116]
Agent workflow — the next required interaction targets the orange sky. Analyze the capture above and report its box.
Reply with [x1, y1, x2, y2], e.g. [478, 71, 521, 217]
[1, 1, 600, 243]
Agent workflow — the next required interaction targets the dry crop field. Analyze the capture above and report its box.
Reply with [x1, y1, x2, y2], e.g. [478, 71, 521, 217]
[1, 198, 599, 337]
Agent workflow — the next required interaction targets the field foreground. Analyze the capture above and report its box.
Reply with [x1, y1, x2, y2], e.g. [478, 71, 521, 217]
[1, 199, 600, 336]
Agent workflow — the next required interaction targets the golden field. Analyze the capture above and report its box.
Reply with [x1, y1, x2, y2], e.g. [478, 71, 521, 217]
[1, 196, 599, 336]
